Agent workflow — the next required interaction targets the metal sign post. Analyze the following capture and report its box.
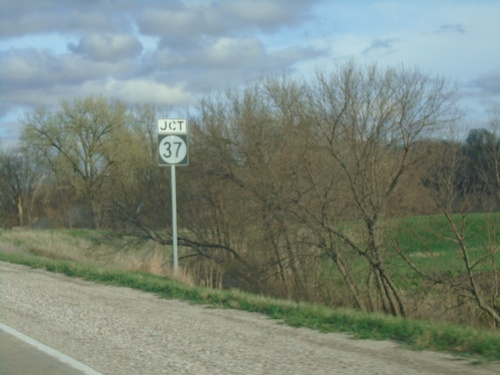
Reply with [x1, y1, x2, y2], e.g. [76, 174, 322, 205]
[170, 165, 178, 274]
[157, 118, 189, 277]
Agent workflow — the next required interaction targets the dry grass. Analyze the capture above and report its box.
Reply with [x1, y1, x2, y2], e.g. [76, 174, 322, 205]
[0, 228, 200, 284]
[0, 229, 87, 260]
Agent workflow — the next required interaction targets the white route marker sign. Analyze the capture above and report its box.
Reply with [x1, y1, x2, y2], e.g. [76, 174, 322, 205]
[158, 118, 189, 166]
[156, 118, 190, 277]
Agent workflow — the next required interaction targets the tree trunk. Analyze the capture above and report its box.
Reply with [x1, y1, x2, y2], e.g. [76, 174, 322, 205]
[16, 193, 24, 227]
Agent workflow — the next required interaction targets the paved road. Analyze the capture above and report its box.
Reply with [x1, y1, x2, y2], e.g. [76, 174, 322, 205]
[0, 324, 100, 375]
[2, 261, 500, 375]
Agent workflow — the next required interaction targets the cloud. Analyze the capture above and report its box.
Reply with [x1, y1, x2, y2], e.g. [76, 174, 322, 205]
[137, 7, 216, 39]
[137, 0, 317, 43]
[153, 33, 325, 71]
[435, 24, 465, 34]
[459, 71, 500, 118]
[0, 1, 130, 36]
[362, 38, 400, 55]
[468, 71, 500, 97]
[0, 0, 316, 41]
[153, 35, 261, 68]
[0, 48, 132, 89]
[218, 0, 314, 29]
[68, 33, 143, 61]
[82, 78, 196, 106]
[1, 77, 195, 118]
[199, 37, 267, 68]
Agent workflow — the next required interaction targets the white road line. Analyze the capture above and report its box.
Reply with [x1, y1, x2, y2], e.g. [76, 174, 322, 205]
[0, 322, 104, 375]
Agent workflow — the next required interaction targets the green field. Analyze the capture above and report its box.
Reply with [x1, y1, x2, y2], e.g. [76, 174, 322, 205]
[389, 212, 499, 285]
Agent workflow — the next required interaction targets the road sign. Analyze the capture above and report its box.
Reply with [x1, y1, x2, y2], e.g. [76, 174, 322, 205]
[157, 118, 187, 134]
[156, 118, 189, 277]
[158, 134, 189, 166]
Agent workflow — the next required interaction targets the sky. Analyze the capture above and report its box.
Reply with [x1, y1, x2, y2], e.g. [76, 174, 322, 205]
[1, 0, 500, 148]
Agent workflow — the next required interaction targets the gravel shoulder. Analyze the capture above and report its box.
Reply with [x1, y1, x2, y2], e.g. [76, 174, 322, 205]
[1, 261, 499, 375]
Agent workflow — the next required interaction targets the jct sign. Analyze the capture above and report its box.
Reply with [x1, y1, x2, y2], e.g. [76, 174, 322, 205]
[157, 118, 189, 277]
[158, 118, 187, 134]
[157, 118, 189, 166]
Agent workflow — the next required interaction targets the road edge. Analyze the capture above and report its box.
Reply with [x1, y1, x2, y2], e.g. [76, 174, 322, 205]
[0, 322, 104, 375]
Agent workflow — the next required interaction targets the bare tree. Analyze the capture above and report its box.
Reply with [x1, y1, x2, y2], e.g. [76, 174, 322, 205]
[185, 63, 459, 312]
[0, 149, 43, 227]
[393, 129, 500, 327]
[292, 61, 460, 316]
